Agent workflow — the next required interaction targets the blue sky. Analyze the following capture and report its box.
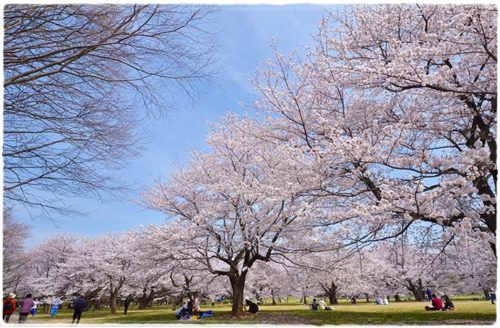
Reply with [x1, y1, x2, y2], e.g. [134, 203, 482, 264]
[17, 4, 339, 247]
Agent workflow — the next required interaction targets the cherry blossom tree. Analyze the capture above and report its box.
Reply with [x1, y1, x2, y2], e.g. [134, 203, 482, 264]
[284, 267, 316, 304]
[438, 235, 496, 297]
[29, 233, 140, 314]
[253, 4, 497, 257]
[77, 234, 141, 314]
[312, 254, 367, 305]
[246, 261, 291, 305]
[144, 115, 318, 315]
[370, 241, 443, 301]
[2, 208, 30, 293]
[21, 235, 79, 302]
[136, 224, 215, 306]
[114, 229, 174, 309]
[278, 237, 369, 305]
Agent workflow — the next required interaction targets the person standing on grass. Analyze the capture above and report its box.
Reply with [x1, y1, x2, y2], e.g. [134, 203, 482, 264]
[3, 293, 17, 323]
[18, 293, 34, 324]
[123, 296, 132, 315]
[489, 288, 496, 304]
[72, 295, 86, 324]
[31, 298, 39, 317]
[425, 288, 432, 302]
[50, 297, 61, 319]
[425, 294, 443, 311]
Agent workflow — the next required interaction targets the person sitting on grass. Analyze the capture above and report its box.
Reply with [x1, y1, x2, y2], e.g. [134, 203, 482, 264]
[193, 298, 201, 314]
[319, 299, 333, 310]
[176, 300, 194, 320]
[311, 298, 319, 310]
[191, 300, 214, 319]
[442, 295, 455, 311]
[425, 294, 443, 311]
[245, 299, 259, 314]
[188, 301, 194, 313]
[375, 296, 383, 305]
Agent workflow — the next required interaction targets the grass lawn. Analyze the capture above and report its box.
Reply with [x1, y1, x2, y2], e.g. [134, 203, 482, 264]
[25, 300, 496, 325]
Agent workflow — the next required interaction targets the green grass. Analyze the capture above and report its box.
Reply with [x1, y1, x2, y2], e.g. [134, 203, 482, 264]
[25, 300, 496, 325]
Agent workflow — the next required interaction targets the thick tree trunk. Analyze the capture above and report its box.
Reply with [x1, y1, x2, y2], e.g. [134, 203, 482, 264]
[321, 281, 339, 305]
[303, 294, 307, 304]
[329, 294, 338, 305]
[365, 293, 370, 303]
[406, 278, 424, 302]
[138, 288, 155, 309]
[394, 294, 401, 302]
[229, 272, 247, 316]
[271, 290, 276, 305]
[108, 278, 125, 314]
[109, 291, 118, 314]
[483, 287, 490, 300]
[329, 282, 339, 305]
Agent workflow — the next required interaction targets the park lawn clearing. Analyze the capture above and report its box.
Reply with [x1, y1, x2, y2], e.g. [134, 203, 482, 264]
[27, 300, 495, 325]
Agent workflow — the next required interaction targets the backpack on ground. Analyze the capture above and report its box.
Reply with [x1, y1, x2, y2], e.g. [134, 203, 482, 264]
[200, 310, 214, 319]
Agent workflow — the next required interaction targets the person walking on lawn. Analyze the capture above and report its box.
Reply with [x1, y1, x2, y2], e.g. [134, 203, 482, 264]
[50, 297, 61, 318]
[3, 293, 17, 323]
[72, 296, 86, 324]
[31, 298, 39, 317]
[18, 293, 34, 323]
[124, 296, 132, 315]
